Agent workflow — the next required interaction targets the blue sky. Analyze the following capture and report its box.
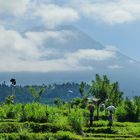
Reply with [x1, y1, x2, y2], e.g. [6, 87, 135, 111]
[0, 0, 140, 72]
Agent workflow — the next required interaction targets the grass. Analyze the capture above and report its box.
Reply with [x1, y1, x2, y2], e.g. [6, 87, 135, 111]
[0, 103, 140, 139]
[0, 121, 139, 139]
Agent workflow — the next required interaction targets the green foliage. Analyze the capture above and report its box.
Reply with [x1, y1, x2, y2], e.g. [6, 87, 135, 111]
[0, 131, 81, 140]
[79, 81, 85, 97]
[116, 104, 127, 122]
[28, 86, 46, 102]
[0, 102, 139, 139]
[71, 98, 81, 108]
[54, 131, 82, 140]
[0, 122, 19, 133]
[54, 98, 65, 107]
[68, 109, 84, 133]
[0, 107, 6, 120]
[5, 95, 15, 104]
[88, 74, 123, 120]
[19, 103, 47, 122]
[116, 97, 140, 122]
[2, 104, 21, 119]
[47, 106, 68, 127]
[90, 74, 123, 106]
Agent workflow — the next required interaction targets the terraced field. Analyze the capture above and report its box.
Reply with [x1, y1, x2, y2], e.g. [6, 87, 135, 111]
[82, 121, 140, 140]
[0, 120, 140, 140]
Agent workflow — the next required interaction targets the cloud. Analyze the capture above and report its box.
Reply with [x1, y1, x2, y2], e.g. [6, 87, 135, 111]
[1, 0, 140, 27]
[0, 26, 117, 72]
[129, 60, 136, 64]
[26, 29, 75, 45]
[73, 0, 140, 25]
[0, 0, 29, 16]
[0, 26, 41, 60]
[0, 27, 85, 72]
[67, 48, 116, 61]
[0, 1, 79, 29]
[35, 4, 80, 28]
[0, 26, 76, 60]
[105, 45, 119, 51]
[108, 65, 123, 69]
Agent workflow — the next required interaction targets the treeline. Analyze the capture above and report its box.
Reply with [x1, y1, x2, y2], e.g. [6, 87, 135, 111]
[0, 74, 140, 122]
[0, 82, 80, 104]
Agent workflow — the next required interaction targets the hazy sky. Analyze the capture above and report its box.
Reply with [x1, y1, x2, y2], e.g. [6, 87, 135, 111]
[0, 0, 140, 72]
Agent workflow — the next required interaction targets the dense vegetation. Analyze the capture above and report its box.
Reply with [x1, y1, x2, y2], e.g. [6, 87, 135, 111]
[0, 74, 140, 139]
[0, 82, 80, 103]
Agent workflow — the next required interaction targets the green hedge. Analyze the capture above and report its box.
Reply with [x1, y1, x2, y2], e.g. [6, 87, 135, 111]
[0, 122, 71, 133]
[0, 132, 81, 140]
[0, 122, 19, 133]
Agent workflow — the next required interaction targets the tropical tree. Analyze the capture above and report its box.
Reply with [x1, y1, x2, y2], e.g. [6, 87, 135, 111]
[80, 81, 91, 97]
[89, 74, 123, 119]
[28, 86, 46, 102]
[79, 81, 85, 98]
[79, 81, 90, 108]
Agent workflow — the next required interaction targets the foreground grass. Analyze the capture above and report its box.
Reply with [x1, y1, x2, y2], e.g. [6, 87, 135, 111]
[0, 121, 140, 140]
[0, 103, 140, 139]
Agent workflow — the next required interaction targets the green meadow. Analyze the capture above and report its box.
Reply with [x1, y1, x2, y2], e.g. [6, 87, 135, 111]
[0, 103, 139, 140]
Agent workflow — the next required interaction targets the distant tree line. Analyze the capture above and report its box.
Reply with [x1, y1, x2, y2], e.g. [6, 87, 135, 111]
[0, 74, 140, 122]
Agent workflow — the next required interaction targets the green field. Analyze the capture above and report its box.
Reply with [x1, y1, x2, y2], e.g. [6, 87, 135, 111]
[0, 120, 140, 139]
[0, 103, 140, 140]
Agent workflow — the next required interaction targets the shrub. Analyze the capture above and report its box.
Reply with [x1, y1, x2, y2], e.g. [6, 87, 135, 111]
[54, 131, 82, 140]
[19, 103, 47, 123]
[68, 109, 84, 133]
[0, 107, 6, 120]
[116, 105, 127, 122]
[0, 122, 19, 133]
[0, 132, 82, 140]
[116, 98, 139, 122]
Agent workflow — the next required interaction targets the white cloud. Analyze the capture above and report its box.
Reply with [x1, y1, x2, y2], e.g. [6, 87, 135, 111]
[129, 60, 135, 64]
[73, 0, 140, 25]
[0, 26, 40, 60]
[26, 29, 75, 45]
[1, 0, 140, 27]
[0, 0, 29, 16]
[67, 48, 116, 61]
[105, 45, 119, 51]
[35, 4, 80, 28]
[0, 26, 76, 59]
[0, 27, 88, 72]
[0, 1, 80, 29]
[108, 65, 123, 69]
[0, 26, 117, 72]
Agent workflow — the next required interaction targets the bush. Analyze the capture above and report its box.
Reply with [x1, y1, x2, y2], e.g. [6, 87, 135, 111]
[19, 103, 47, 123]
[0, 132, 82, 140]
[116, 98, 139, 122]
[54, 131, 82, 140]
[68, 109, 84, 133]
[116, 105, 127, 122]
[47, 107, 69, 127]
[0, 122, 19, 133]
[0, 107, 6, 120]
[24, 122, 70, 133]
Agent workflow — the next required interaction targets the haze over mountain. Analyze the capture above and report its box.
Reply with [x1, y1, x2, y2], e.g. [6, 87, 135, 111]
[0, 26, 140, 97]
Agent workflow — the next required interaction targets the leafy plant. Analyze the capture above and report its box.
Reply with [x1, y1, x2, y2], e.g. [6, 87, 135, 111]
[28, 86, 46, 102]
